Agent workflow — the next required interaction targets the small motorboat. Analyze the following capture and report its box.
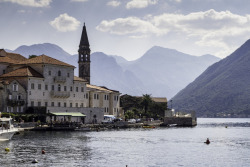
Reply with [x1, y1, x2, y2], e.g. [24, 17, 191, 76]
[0, 117, 19, 141]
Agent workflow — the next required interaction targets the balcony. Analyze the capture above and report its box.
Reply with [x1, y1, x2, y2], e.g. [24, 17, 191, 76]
[7, 99, 25, 106]
[54, 76, 66, 83]
[50, 91, 70, 98]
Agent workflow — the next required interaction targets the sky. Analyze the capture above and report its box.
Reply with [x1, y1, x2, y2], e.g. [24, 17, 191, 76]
[1, 0, 250, 61]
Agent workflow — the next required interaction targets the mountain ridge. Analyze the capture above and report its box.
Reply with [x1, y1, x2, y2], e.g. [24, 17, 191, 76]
[172, 39, 250, 117]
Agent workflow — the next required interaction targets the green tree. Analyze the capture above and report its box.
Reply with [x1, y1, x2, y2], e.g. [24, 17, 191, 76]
[124, 110, 134, 119]
[141, 94, 153, 113]
[29, 55, 38, 59]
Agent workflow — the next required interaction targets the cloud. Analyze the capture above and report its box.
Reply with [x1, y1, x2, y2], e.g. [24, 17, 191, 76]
[126, 0, 158, 9]
[96, 17, 163, 36]
[97, 9, 250, 54]
[50, 13, 81, 32]
[107, 0, 120, 7]
[0, 0, 51, 7]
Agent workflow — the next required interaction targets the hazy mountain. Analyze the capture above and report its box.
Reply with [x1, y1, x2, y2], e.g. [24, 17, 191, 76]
[10, 43, 220, 98]
[14, 43, 77, 65]
[120, 46, 220, 98]
[172, 39, 250, 117]
[91, 52, 146, 95]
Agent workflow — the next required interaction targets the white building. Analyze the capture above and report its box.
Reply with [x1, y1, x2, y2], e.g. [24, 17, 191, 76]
[0, 24, 121, 123]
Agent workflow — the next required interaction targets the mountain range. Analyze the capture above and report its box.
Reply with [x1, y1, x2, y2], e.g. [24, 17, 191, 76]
[9, 43, 220, 99]
[172, 39, 250, 117]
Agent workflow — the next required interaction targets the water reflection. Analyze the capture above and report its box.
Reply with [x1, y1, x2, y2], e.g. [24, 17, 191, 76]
[0, 118, 250, 167]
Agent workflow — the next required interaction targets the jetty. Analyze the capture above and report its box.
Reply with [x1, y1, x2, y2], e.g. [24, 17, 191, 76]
[161, 110, 197, 127]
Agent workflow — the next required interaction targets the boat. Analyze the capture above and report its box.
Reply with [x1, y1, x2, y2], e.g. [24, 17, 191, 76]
[143, 125, 155, 128]
[0, 117, 18, 141]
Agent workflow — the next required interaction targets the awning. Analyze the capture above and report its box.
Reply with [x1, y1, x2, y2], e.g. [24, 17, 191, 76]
[49, 112, 86, 117]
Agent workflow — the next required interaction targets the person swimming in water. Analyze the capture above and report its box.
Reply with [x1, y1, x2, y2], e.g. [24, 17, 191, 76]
[205, 138, 210, 144]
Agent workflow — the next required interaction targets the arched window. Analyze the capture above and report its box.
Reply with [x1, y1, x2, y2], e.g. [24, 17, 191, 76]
[58, 84, 61, 91]
[58, 70, 61, 76]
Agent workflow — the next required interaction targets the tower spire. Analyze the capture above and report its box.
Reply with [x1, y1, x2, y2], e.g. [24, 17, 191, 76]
[78, 23, 91, 84]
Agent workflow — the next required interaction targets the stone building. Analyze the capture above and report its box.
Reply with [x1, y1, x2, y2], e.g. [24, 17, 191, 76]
[0, 24, 121, 123]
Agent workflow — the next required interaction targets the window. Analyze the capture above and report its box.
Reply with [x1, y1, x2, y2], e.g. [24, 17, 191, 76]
[58, 84, 61, 91]
[58, 71, 61, 76]
[43, 92, 45, 96]
[73, 94, 75, 97]
[114, 96, 116, 101]
[58, 102, 61, 107]
[70, 86, 73, 91]
[81, 103, 83, 107]
[81, 87, 84, 92]
[45, 85, 48, 90]
[70, 103, 72, 107]
[64, 103, 67, 107]
[17, 95, 21, 100]
[94, 94, 96, 99]
[52, 85, 54, 91]
[13, 83, 18, 91]
[38, 102, 41, 107]
[76, 87, 78, 92]
[31, 101, 34, 107]
[45, 102, 48, 107]
[31, 83, 34, 89]
[38, 84, 41, 90]
[51, 102, 54, 107]
[97, 94, 99, 100]
[3, 70, 5, 74]
[67, 73, 70, 77]
[29, 91, 31, 95]
[64, 86, 67, 91]
[76, 103, 78, 107]
[86, 93, 88, 99]
[107, 95, 109, 100]
[9, 94, 12, 100]
[49, 71, 51, 75]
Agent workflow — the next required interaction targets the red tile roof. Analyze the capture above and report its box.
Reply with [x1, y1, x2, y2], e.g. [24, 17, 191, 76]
[0, 66, 43, 78]
[17, 55, 75, 68]
[0, 56, 19, 64]
[5, 52, 27, 62]
[74, 76, 87, 82]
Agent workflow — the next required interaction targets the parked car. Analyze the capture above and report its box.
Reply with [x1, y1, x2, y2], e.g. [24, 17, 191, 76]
[136, 119, 141, 123]
[128, 119, 136, 124]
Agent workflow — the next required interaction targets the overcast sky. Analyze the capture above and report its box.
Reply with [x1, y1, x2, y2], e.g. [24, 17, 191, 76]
[1, 0, 250, 60]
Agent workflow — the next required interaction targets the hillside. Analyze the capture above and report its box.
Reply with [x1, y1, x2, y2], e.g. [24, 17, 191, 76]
[172, 39, 250, 117]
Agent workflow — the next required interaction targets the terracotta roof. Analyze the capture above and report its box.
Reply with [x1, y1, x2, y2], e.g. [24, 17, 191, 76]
[0, 66, 43, 78]
[17, 55, 75, 68]
[151, 97, 167, 103]
[0, 56, 19, 64]
[87, 84, 119, 93]
[5, 52, 27, 62]
[74, 76, 87, 82]
[0, 49, 27, 62]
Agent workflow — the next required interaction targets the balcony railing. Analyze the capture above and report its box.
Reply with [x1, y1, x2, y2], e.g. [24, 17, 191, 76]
[54, 76, 66, 83]
[7, 99, 25, 106]
[50, 91, 70, 98]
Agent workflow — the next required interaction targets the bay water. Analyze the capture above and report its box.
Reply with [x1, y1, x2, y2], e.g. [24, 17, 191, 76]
[1, 118, 250, 167]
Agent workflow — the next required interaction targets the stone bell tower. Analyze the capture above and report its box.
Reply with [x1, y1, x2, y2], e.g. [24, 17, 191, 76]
[78, 23, 91, 84]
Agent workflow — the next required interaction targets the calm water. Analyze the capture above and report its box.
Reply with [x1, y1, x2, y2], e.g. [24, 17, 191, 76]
[1, 118, 250, 167]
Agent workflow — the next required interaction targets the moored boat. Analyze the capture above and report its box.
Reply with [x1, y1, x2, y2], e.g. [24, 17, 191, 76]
[0, 117, 18, 141]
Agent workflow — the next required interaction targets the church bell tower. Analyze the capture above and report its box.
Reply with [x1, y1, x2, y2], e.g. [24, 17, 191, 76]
[78, 23, 91, 84]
